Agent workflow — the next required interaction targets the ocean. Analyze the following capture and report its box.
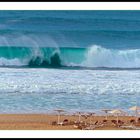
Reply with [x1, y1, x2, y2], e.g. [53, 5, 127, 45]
[0, 11, 139, 114]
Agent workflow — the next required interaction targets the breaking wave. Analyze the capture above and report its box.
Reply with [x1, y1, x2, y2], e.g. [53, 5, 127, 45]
[0, 45, 140, 68]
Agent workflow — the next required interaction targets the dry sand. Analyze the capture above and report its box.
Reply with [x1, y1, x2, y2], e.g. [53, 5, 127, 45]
[0, 114, 138, 130]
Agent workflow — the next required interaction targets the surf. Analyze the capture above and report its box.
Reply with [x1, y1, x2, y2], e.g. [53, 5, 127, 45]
[0, 45, 140, 69]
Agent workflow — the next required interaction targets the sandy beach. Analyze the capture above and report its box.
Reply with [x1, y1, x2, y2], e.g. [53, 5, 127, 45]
[0, 114, 138, 130]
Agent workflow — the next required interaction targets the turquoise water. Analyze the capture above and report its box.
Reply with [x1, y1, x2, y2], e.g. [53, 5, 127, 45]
[0, 11, 140, 68]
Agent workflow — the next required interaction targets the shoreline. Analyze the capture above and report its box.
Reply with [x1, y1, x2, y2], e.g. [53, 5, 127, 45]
[0, 114, 138, 130]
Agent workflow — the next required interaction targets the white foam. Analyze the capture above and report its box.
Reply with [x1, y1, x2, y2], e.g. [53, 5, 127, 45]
[0, 57, 26, 66]
[0, 68, 138, 113]
[83, 45, 140, 68]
